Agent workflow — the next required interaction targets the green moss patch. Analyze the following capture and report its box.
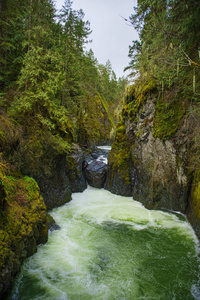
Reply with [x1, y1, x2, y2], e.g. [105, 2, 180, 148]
[193, 181, 200, 219]
[0, 160, 48, 292]
[122, 80, 156, 122]
[108, 124, 131, 186]
[153, 96, 186, 140]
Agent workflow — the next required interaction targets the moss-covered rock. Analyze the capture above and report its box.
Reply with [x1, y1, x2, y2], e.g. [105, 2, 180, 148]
[77, 93, 114, 146]
[0, 160, 49, 298]
[186, 168, 200, 237]
[66, 144, 87, 193]
[153, 91, 186, 140]
[106, 79, 200, 237]
[105, 81, 157, 198]
[105, 123, 132, 196]
[0, 113, 73, 210]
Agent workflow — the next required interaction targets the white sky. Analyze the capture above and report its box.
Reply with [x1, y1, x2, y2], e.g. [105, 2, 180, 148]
[55, 0, 139, 78]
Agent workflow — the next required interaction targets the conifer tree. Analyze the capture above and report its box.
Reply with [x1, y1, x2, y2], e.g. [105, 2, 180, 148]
[127, 0, 200, 92]
[58, 0, 91, 108]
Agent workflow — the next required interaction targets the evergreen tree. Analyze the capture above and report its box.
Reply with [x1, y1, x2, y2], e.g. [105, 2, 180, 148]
[127, 0, 200, 93]
[58, 0, 91, 108]
[0, 0, 56, 88]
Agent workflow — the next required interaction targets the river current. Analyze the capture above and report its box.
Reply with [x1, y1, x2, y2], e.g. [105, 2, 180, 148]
[9, 148, 200, 300]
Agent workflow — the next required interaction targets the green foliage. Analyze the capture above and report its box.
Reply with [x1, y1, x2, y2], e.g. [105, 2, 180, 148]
[99, 93, 115, 127]
[0, 0, 56, 88]
[127, 0, 200, 96]
[7, 46, 73, 162]
[0, 0, 127, 156]
[13, 46, 64, 109]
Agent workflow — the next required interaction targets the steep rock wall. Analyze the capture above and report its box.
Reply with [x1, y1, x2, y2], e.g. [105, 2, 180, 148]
[0, 114, 88, 297]
[0, 114, 87, 210]
[30, 144, 87, 210]
[106, 84, 200, 237]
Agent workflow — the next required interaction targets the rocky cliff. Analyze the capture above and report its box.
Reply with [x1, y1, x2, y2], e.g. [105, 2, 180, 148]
[105, 81, 200, 238]
[0, 143, 88, 298]
[0, 112, 88, 297]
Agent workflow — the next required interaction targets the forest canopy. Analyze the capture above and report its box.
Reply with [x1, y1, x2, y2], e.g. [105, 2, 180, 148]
[0, 0, 128, 149]
[126, 0, 200, 97]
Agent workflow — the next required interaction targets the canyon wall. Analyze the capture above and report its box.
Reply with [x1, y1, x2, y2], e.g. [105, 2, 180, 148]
[105, 82, 200, 238]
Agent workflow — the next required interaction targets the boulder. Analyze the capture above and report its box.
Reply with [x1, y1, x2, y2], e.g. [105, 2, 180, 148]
[34, 153, 72, 210]
[84, 160, 107, 188]
[66, 144, 87, 193]
[0, 173, 49, 298]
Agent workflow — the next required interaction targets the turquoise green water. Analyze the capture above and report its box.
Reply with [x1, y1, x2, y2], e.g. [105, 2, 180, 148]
[10, 187, 200, 299]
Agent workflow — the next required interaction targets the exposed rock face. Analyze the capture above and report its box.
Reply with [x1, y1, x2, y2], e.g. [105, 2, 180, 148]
[34, 153, 72, 210]
[106, 87, 200, 236]
[0, 114, 87, 210]
[66, 144, 87, 193]
[0, 143, 87, 297]
[21, 144, 87, 210]
[128, 97, 188, 211]
[105, 144, 132, 196]
[84, 160, 107, 188]
[131, 132, 187, 211]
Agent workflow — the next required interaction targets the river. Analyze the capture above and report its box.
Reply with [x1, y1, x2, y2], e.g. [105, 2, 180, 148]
[9, 147, 200, 300]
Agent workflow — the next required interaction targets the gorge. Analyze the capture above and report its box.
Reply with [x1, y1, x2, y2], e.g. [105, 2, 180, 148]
[6, 149, 200, 300]
[1, 0, 200, 298]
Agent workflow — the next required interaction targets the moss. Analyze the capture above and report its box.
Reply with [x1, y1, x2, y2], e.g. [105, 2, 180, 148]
[193, 181, 200, 219]
[108, 132, 131, 186]
[0, 160, 48, 295]
[125, 79, 156, 105]
[190, 166, 200, 220]
[0, 109, 73, 173]
[99, 93, 115, 127]
[115, 122, 126, 144]
[122, 80, 156, 125]
[153, 96, 186, 140]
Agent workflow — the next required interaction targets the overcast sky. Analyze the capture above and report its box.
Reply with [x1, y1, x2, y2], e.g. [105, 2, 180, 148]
[55, 0, 139, 78]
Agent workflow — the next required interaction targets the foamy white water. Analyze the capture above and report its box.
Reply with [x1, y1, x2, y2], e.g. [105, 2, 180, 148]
[10, 186, 200, 300]
[96, 146, 111, 151]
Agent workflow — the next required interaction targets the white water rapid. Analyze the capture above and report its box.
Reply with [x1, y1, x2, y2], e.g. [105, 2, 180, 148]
[9, 147, 200, 300]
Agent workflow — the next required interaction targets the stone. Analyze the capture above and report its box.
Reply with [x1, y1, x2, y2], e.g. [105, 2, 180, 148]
[84, 160, 107, 188]
[34, 154, 72, 210]
[27, 144, 87, 210]
[66, 144, 87, 193]
[0, 173, 49, 298]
